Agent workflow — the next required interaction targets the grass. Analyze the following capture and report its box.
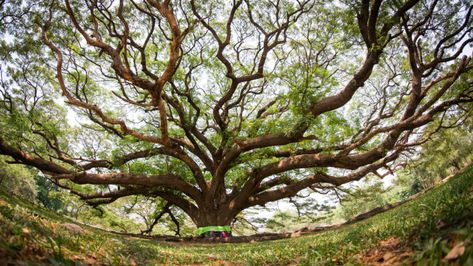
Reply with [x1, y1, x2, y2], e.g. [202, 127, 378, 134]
[1, 166, 473, 265]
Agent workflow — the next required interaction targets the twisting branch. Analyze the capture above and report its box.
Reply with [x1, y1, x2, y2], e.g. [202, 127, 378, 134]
[1, 0, 472, 230]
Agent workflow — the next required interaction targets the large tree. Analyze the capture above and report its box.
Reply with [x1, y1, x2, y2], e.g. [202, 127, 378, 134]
[0, 0, 472, 230]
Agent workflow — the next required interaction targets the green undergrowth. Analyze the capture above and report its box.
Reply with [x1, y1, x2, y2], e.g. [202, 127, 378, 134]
[1, 166, 473, 265]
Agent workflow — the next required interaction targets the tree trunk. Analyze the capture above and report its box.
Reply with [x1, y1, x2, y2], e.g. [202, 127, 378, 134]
[189, 205, 237, 238]
[194, 208, 236, 228]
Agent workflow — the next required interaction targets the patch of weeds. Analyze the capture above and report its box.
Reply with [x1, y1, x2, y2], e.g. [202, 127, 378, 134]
[408, 212, 473, 265]
[45, 236, 64, 258]
[0, 205, 14, 220]
[412, 237, 450, 265]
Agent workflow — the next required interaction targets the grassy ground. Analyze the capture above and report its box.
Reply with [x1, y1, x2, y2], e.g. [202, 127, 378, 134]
[1, 166, 473, 265]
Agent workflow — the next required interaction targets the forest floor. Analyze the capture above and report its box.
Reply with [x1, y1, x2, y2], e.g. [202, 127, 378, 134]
[1, 166, 473, 265]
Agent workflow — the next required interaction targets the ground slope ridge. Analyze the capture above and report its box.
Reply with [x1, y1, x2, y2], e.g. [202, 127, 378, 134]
[1, 166, 473, 265]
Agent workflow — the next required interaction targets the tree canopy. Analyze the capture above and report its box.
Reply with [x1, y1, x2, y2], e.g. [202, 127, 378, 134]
[0, 0, 472, 230]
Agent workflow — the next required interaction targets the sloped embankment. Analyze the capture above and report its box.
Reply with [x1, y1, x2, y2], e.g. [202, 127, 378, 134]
[1, 166, 473, 265]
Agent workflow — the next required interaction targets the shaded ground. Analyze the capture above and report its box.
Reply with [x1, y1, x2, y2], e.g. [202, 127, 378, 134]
[1, 166, 473, 265]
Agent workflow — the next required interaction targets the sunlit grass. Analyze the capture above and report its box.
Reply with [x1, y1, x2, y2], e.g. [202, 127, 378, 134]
[1, 166, 473, 265]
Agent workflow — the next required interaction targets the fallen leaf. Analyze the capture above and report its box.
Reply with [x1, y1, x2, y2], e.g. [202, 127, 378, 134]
[398, 251, 413, 259]
[383, 251, 395, 261]
[83, 255, 98, 265]
[379, 237, 401, 247]
[444, 242, 465, 261]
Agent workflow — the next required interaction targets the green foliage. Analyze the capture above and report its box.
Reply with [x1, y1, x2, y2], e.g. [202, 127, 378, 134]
[0, 157, 37, 202]
[412, 138, 473, 188]
[336, 179, 388, 220]
[333, 115, 473, 219]
[261, 209, 333, 233]
[402, 117, 473, 192]
[35, 175, 64, 212]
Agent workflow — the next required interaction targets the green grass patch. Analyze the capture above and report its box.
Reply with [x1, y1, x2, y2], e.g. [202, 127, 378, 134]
[1, 166, 473, 265]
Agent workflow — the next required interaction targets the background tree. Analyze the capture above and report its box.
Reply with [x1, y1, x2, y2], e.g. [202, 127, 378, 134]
[1, 0, 472, 232]
[390, 114, 473, 195]
[35, 174, 65, 211]
[409, 119, 473, 189]
[0, 156, 37, 202]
